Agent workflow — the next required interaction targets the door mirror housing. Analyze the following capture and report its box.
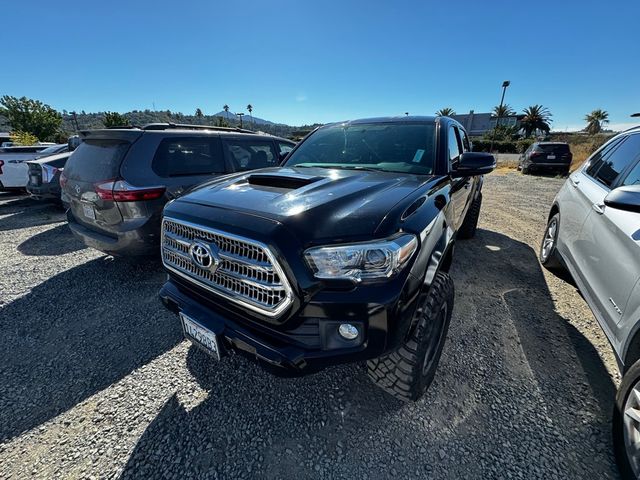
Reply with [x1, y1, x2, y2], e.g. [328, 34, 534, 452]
[451, 152, 496, 178]
[604, 185, 640, 213]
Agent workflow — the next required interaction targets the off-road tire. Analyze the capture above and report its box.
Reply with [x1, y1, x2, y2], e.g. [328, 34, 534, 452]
[522, 165, 530, 174]
[539, 212, 563, 271]
[457, 193, 482, 239]
[367, 272, 454, 402]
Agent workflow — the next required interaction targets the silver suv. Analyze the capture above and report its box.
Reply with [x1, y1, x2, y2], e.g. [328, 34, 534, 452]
[538, 126, 640, 479]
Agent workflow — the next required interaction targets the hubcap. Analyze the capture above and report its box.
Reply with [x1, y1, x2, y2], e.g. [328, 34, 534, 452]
[422, 302, 448, 375]
[624, 382, 640, 476]
[541, 218, 557, 261]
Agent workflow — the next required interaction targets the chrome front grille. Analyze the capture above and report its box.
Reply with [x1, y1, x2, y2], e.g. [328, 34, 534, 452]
[161, 218, 293, 317]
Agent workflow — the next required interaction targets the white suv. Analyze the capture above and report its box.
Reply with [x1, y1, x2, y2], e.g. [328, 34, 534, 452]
[538, 127, 640, 479]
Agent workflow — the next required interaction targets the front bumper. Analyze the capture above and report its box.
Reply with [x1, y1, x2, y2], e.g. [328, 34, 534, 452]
[159, 274, 420, 371]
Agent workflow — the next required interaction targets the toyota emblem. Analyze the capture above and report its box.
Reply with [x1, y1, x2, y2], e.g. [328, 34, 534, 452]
[188, 241, 220, 272]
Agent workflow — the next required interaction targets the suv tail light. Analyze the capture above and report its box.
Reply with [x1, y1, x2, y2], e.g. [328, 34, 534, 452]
[42, 164, 59, 183]
[0, 160, 4, 175]
[94, 179, 166, 202]
[59, 171, 68, 188]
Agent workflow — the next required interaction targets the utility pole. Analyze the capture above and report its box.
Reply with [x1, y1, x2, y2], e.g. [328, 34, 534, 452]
[236, 112, 245, 128]
[490, 80, 510, 153]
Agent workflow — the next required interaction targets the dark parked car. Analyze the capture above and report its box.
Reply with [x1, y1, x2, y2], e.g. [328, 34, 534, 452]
[26, 151, 71, 202]
[518, 142, 572, 175]
[158, 116, 495, 401]
[61, 124, 296, 256]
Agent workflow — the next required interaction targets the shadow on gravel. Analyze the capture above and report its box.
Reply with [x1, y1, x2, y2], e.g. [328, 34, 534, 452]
[120, 228, 619, 479]
[0, 196, 65, 232]
[0, 256, 180, 443]
[17, 223, 85, 256]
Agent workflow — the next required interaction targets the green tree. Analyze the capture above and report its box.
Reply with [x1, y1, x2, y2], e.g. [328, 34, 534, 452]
[493, 104, 515, 117]
[195, 108, 203, 117]
[223, 104, 230, 122]
[215, 116, 229, 127]
[584, 109, 609, 135]
[0, 95, 62, 141]
[10, 130, 39, 145]
[103, 111, 130, 127]
[520, 105, 552, 137]
[436, 107, 455, 116]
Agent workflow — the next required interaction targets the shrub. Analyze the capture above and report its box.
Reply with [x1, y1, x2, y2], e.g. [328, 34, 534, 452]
[10, 130, 39, 146]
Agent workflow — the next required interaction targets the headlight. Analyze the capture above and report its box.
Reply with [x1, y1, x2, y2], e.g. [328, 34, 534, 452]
[304, 234, 418, 282]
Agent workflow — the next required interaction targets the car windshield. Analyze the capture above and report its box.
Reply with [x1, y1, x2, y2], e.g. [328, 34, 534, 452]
[37, 145, 63, 155]
[284, 122, 436, 175]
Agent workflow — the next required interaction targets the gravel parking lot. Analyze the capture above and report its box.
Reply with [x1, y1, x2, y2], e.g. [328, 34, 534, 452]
[0, 172, 621, 479]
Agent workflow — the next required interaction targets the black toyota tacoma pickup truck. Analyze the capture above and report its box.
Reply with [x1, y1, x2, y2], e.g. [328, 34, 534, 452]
[159, 116, 495, 401]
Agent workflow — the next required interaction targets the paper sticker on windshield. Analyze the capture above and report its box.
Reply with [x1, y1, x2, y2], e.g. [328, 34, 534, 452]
[412, 149, 425, 163]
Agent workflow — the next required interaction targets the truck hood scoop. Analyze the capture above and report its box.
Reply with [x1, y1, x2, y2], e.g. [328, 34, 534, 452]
[247, 173, 322, 190]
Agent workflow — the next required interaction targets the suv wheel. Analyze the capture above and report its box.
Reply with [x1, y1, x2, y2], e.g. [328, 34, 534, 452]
[458, 193, 482, 239]
[367, 272, 454, 402]
[614, 360, 640, 480]
[522, 164, 530, 174]
[539, 213, 563, 270]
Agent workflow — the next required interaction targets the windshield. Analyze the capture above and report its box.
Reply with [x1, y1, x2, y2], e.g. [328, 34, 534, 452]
[38, 145, 64, 155]
[284, 122, 436, 175]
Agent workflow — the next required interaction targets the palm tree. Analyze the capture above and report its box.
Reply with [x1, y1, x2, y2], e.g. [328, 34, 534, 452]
[584, 109, 609, 135]
[436, 107, 455, 117]
[493, 104, 515, 118]
[247, 104, 253, 128]
[520, 105, 552, 137]
[223, 104, 230, 123]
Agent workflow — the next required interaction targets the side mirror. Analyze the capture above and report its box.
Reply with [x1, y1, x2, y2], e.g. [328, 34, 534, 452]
[451, 152, 496, 178]
[604, 185, 640, 213]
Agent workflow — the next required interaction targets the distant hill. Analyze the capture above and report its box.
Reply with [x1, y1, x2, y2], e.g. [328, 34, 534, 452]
[0, 109, 321, 141]
[212, 111, 273, 126]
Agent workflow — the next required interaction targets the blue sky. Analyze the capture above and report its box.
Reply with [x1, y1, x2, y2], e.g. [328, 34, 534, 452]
[1, 0, 639, 130]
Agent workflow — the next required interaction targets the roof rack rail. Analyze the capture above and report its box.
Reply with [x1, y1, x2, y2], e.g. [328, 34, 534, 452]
[141, 123, 255, 134]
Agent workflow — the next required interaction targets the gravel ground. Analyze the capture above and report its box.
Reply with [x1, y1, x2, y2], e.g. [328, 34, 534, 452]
[0, 173, 621, 479]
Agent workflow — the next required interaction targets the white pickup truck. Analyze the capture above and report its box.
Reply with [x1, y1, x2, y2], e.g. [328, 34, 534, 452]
[0, 144, 67, 190]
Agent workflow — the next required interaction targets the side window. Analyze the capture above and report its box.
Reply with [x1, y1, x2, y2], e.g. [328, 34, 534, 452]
[278, 142, 295, 155]
[589, 134, 640, 188]
[224, 139, 279, 171]
[448, 126, 461, 166]
[458, 129, 470, 152]
[152, 137, 225, 177]
[621, 159, 640, 186]
[586, 136, 625, 178]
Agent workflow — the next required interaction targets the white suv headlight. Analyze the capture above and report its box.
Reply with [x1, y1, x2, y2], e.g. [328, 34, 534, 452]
[304, 234, 418, 282]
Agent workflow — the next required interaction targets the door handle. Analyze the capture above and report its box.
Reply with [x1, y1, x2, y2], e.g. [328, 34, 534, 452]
[592, 202, 605, 214]
[569, 177, 580, 187]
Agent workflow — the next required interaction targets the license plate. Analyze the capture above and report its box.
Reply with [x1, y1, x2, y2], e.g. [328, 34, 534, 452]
[82, 203, 96, 220]
[547, 154, 556, 160]
[180, 313, 221, 360]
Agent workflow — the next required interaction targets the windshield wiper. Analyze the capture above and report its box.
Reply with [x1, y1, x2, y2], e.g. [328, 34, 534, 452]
[335, 165, 385, 172]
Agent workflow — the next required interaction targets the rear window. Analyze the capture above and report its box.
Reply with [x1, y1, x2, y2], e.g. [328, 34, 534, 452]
[64, 140, 129, 182]
[224, 139, 279, 171]
[152, 137, 225, 177]
[537, 144, 570, 154]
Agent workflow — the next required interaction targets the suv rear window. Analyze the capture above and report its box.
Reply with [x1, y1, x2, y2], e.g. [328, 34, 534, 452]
[537, 144, 570, 154]
[152, 137, 225, 177]
[64, 140, 130, 182]
[224, 139, 278, 171]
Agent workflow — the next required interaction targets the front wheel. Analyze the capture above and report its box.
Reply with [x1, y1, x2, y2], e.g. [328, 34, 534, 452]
[367, 272, 454, 402]
[614, 360, 640, 479]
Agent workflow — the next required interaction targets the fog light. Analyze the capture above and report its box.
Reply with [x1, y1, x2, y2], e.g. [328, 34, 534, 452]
[338, 323, 359, 340]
